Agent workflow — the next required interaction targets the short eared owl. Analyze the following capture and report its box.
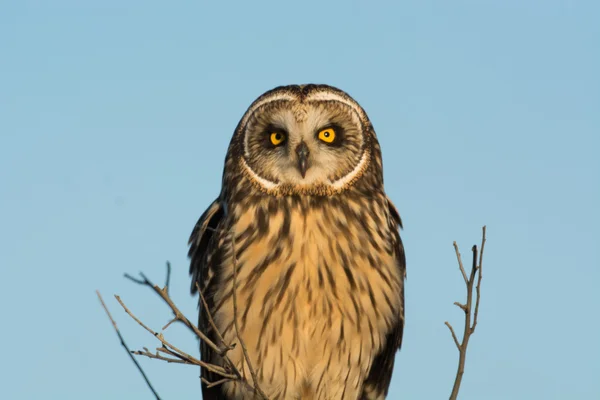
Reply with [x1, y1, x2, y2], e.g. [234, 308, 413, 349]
[189, 84, 405, 399]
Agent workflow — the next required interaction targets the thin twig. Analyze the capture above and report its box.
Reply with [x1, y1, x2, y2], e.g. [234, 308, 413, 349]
[114, 294, 237, 379]
[132, 348, 194, 365]
[115, 296, 202, 365]
[444, 322, 461, 350]
[123, 273, 146, 285]
[123, 272, 223, 356]
[447, 226, 487, 400]
[197, 281, 231, 349]
[107, 226, 269, 397]
[162, 317, 178, 331]
[117, 264, 268, 397]
[206, 378, 235, 389]
[165, 262, 171, 296]
[472, 226, 486, 332]
[96, 291, 161, 400]
[196, 226, 268, 397]
[230, 232, 268, 399]
[453, 241, 469, 285]
[453, 302, 468, 313]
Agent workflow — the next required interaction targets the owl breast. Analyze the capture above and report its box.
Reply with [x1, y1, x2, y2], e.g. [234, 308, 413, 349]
[211, 194, 402, 400]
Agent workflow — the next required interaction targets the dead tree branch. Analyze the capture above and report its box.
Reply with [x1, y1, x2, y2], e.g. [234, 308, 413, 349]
[230, 232, 267, 398]
[96, 291, 161, 400]
[100, 249, 268, 399]
[113, 294, 238, 379]
[123, 269, 223, 356]
[445, 225, 487, 400]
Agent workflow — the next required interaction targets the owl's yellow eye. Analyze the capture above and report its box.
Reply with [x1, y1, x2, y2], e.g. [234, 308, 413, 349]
[270, 132, 286, 146]
[318, 128, 336, 143]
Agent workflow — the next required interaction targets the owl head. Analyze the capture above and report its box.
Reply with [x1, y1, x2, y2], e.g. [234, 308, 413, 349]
[224, 84, 384, 196]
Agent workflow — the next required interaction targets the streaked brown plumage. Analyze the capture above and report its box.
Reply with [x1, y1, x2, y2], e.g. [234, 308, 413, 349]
[189, 84, 405, 399]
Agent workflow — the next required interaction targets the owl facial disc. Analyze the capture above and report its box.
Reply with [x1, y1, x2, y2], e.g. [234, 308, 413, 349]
[236, 84, 377, 196]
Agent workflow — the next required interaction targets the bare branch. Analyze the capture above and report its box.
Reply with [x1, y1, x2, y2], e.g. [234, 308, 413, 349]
[164, 261, 171, 296]
[444, 321, 461, 350]
[123, 271, 223, 356]
[197, 281, 232, 350]
[98, 220, 345, 399]
[472, 226, 486, 333]
[161, 317, 178, 331]
[447, 226, 487, 400]
[453, 241, 469, 285]
[453, 302, 468, 313]
[206, 378, 235, 389]
[113, 294, 239, 379]
[131, 348, 194, 365]
[230, 232, 268, 399]
[115, 295, 203, 365]
[112, 256, 269, 398]
[96, 291, 161, 400]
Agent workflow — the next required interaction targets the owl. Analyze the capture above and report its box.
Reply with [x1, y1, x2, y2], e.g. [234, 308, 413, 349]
[188, 84, 405, 400]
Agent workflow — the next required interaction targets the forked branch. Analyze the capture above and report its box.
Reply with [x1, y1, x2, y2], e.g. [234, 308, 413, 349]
[445, 226, 487, 400]
[96, 291, 161, 399]
[99, 257, 268, 399]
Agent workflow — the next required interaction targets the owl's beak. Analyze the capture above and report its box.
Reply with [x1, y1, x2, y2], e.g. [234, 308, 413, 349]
[295, 142, 310, 178]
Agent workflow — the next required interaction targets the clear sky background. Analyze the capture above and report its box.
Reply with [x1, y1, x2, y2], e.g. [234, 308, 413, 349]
[1, 1, 599, 399]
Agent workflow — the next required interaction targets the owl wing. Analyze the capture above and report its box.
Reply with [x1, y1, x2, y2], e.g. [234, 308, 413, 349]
[189, 198, 224, 294]
[361, 196, 406, 399]
[188, 198, 227, 399]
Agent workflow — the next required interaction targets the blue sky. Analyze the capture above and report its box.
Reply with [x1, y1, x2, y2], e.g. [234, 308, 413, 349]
[1, 1, 599, 399]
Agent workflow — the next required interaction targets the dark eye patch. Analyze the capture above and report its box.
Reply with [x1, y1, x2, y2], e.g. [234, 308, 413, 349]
[315, 123, 345, 147]
[263, 124, 288, 149]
